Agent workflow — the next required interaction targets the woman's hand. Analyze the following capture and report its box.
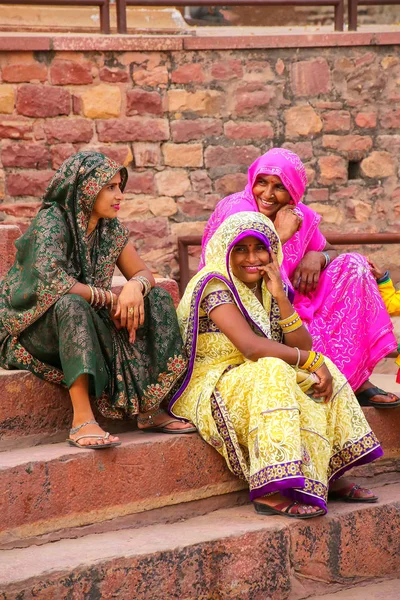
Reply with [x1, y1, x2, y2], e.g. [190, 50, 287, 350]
[274, 206, 303, 245]
[292, 251, 325, 296]
[258, 251, 285, 300]
[114, 280, 144, 343]
[367, 259, 385, 281]
[311, 363, 333, 403]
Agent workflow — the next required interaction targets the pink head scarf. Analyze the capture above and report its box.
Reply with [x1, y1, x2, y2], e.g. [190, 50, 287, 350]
[245, 148, 308, 205]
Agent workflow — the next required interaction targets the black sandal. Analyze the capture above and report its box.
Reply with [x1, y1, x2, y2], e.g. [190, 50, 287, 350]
[254, 500, 325, 519]
[355, 386, 400, 408]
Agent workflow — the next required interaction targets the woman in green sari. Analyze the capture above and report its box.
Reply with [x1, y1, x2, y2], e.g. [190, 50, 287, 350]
[0, 151, 194, 448]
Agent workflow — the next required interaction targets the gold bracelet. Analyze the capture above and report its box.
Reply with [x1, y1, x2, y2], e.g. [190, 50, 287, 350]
[278, 311, 299, 327]
[293, 347, 301, 368]
[300, 351, 316, 371]
[109, 290, 114, 313]
[282, 319, 303, 334]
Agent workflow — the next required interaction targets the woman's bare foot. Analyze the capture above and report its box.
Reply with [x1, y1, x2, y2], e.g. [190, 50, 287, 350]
[355, 380, 400, 406]
[69, 420, 120, 447]
[254, 493, 323, 516]
[137, 409, 195, 432]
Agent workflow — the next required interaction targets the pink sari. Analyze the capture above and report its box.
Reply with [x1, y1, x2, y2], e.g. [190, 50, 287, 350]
[200, 149, 397, 390]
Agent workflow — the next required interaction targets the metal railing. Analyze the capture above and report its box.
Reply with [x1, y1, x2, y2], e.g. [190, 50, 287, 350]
[1, 0, 111, 34]
[115, 0, 345, 33]
[178, 232, 400, 294]
[348, 0, 400, 31]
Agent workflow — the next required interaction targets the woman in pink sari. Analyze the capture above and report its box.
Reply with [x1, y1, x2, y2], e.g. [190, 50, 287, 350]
[200, 148, 399, 407]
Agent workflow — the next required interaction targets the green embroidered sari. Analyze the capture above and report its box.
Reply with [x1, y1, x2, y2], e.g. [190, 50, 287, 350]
[0, 151, 187, 419]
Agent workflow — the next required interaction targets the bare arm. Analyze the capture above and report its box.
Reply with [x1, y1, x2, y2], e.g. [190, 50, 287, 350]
[116, 241, 155, 286]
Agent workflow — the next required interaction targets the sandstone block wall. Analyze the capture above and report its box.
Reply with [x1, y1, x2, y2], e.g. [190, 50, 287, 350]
[0, 46, 399, 281]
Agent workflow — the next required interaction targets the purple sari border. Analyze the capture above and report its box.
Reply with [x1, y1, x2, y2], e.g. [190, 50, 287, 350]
[329, 445, 383, 483]
[250, 476, 305, 501]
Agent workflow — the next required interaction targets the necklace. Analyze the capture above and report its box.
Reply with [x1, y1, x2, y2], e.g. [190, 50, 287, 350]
[250, 283, 259, 294]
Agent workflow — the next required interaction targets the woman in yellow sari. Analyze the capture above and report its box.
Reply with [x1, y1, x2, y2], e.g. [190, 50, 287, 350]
[170, 212, 383, 518]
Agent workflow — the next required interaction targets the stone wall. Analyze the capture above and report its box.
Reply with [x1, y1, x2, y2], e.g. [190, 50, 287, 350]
[0, 41, 399, 281]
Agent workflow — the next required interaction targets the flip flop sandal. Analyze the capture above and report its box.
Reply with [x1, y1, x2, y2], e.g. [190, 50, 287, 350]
[67, 419, 121, 449]
[140, 418, 197, 434]
[329, 483, 378, 503]
[355, 386, 400, 408]
[253, 500, 325, 519]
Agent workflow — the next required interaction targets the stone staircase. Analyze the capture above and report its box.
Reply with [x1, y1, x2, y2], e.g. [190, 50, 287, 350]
[0, 225, 400, 598]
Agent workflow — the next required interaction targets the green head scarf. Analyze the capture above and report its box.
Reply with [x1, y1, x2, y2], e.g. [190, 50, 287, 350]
[1, 151, 129, 336]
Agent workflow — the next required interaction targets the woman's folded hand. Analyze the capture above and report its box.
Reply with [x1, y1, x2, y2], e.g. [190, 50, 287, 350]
[311, 363, 333, 403]
[114, 280, 145, 343]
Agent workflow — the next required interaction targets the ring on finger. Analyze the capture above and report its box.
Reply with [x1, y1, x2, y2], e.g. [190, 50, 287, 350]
[128, 307, 134, 315]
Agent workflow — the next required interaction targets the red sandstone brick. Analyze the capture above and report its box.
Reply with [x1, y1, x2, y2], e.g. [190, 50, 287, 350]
[246, 61, 274, 80]
[133, 142, 161, 167]
[124, 171, 155, 194]
[99, 67, 129, 83]
[97, 118, 169, 143]
[322, 134, 373, 160]
[376, 135, 400, 153]
[126, 89, 163, 116]
[44, 118, 93, 144]
[0, 118, 33, 140]
[282, 142, 314, 160]
[380, 109, 400, 129]
[190, 170, 212, 194]
[2, 63, 47, 83]
[275, 58, 285, 75]
[0, 202, 40, 218]
[1, 142, 50, 169]
[233, 87, 275, 116]
[94, 145, 133, 167]
[7, 170, 54, 197]
[124, 217, 169, 240]
[306, 188, 329, 202]
[290, 59, 330, 96]
[171, 119, 222, 143]
[211, 59, 243, 80]
[0, 224, 21, 276]
[50, 60, 92, 86]
[51, 144, 76, 169]
[205, 145, 260, 168]
[224, 120, 274, 140]
[155, 170, 190, 196]
[133, 65, 169, 87]
[318, 155, 348, 185]
[16, 85, 70, 118]
[215, 173, 248, 196]
[177, 191, 220, 218]
[355, 112, 377, 129]
[171, 63, 205, 84]
[322, 111, 351, 132]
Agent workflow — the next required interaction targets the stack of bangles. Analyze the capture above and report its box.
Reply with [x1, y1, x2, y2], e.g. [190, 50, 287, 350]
[88, 285, 113, 311]
[278, 311, 303, 333]
[299, 350, 325, 373]
[321, 251, 331, 270]
[129, 275, 151, 297]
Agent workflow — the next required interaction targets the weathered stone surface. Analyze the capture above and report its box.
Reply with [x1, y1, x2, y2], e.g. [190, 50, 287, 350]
[361, 152, 396, 178]
[282, 142, 314, 160]
[44, 118, 93, 144]
[16, 85, 70, 118]
[233, 86, 275, 116]
[163, 143, 203, 168]
[224, 120, 274, 140]
[149, 196, 177, 217]
[155, 169, 190, 196]
[133, 65, 169, 87]
[190, 170, 212, 194]
[322, 111, 351, 132]
[355, 112, 377, 128]
[205, 145, 260, 169]
[168, 90, 223, 116]
[177, 192, 219, 218]
[171, 63, 205, 84]
[0, 85, 15, 114]
[99, 66, 129, 83]
[50, 60, 92, 85]
[211, 59, 243, 80]
[215, 173, 248, 196]
[133, 142, 161, 167]
[124, 171, 155, 195]
[380, 108, 400, 129]
[91, 144, 133, 167]
[117, 197, 149, 220]
[1, 63, 47, 83]
[1, 142, 50, 169]
[285, 105, 322, 137]
[0, 117, 33, 140]
[290, 58, 330, 96]
[126, 89, 163, 116]
[322, 134, 373, 160]
[171, 118, 223, 143]
[318, 156, 348, 185]
[308, 202, 344, 224]
[0, 224, 21, 277]
[6, 170, 54, 197]
[51, 143, 76, 169]
[306, 188, 329, 202]
[80, 85, 121, 119]
[347, 199, 373, 222]
[97, 118, 169, 142]
[171, 220, 205, 240]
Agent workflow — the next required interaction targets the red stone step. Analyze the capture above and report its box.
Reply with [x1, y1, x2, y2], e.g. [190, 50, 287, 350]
[0, 431, 246, 546]
[0, 481, 399, 599]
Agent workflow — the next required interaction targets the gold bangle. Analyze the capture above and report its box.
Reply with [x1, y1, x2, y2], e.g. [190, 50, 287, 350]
[109, 290, 114, 313]
[308, 353, 325, 373]
[278, 311, 299, 327]
[282, 319, 303, 334]
[300, 351, 316, 371]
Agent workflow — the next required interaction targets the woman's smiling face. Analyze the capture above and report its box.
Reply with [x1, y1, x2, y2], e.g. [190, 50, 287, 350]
[252, 174, 291, 221]
[230, 235, 270, 287]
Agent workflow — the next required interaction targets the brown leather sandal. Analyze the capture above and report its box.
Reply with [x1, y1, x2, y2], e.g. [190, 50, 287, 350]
[328, 483, 378, 503]
[254, 499, 325, 519]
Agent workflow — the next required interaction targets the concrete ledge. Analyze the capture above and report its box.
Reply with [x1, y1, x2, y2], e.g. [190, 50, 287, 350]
[0, 483, 399, 599]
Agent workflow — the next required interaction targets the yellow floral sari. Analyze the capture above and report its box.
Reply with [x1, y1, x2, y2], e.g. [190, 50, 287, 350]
[170, 212, 382, 512]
